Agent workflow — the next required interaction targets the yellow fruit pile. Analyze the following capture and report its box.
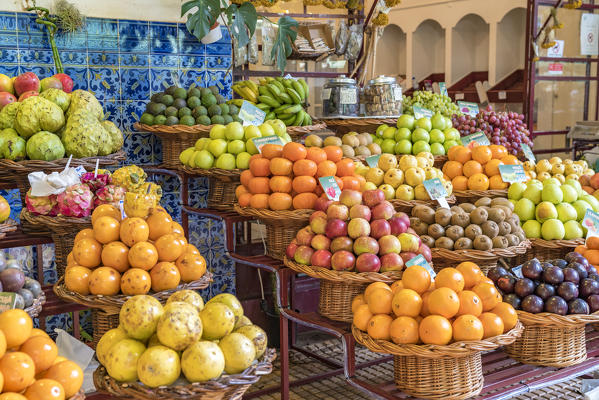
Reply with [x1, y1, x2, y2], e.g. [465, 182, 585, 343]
[353, 262, 518, 345]
[525, 157, 592, 183]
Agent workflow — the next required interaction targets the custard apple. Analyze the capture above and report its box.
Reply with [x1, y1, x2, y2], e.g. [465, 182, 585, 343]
[99, 120, 124, 155]
[39, 88, 71, 112]
[0, 128, 19, 150]
[61, 111, 104, 158]
[0, 102, 20, 130]
[14, 97, 65, 138]
[67, 90, 103, 120]
[26, 131, 65, 161]
[0, 135, 26, 160]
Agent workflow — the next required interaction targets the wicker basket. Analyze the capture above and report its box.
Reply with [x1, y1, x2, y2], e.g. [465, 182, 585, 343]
[287, 122, 328, 140]
[92, 309, 120, 348]
[93, 348, 276, 400]
[452, 189, 508, 203]
[284, 257, 402, 322]
[513, 238, 585, 266]
[234, 205, 312, 260]
[324, 118, 397, 135]
[25, 292, 46, 319]
[353, 323, 523, 399]
[505, 310, 599, 367]
[20, 210, 92, 276]
[134, 122, 214, 135]
[180, 166, 241, 211]
[390, 195, 456, 214]
[433, 155, 447, 169]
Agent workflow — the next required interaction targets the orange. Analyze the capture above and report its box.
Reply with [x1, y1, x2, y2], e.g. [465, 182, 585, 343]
[316, 160, 337, 178]
[249, 194, 269, 209]
[468, 173, 490, 190]
[390, 280, 404, 294]
[575, 245, 588, 255]
[91, 204, 121, 224]
[402, 266, 431, 295]
[352, 294, 366, 313]
[391, 289, 422, 317]
[128, 242, 159, 270]
[323, 145, 343, 163]
[457, 291, 483, 317]
[66, 252, 76, 266]
[19, 336, 57, 373]
[452, 315, 484, 341]
[336, 159, 355, 177]
[428, 287, 460, 318]
[43, 361, 83, 398]
[389, 316, 419, 344]
[472, 145, 492, 164]
[270, 157, 293, 176]
[463, 160, 483, 178]
[501, 155, 519, 165]
[150, 262, 181, 291]
[24, 379, 65, 400]
[355, 175, 366, 190]
[585, 249, 599, 265]
[293, 159, 318, 177]
[64, 266, 92, 295]
[341, 176, 361, 191]
[268, 193, 293, 211]
[366, 314, 393, 340]
[419, 315, 452, 345]
[0, 352, 35, 392]
[479, 276, 494, 285]
[29, 329, 50, 339]
[489, 144, 507, 159]
[420, 291, 432, 316]
[155, 233, 186, 261]
[491, 302, 518, 332]
[449, 146, 472, 164]
[170, 222, 185, 237]
[88, 267, 121, 295]
[306, 147, 327, 164]
[484, 159, 504, 176]
[93, 216, 120, 244]
[146, 211, 173, 241]
[489, 175, 509, 189]
[120, 268, 152, 295]
[0, 394, 26, 400]
[261, 144, 283, 160]
[292, 176, 317, 193]
[269, 176, 292, 193]
[456, 262, 482, 289]
[74, 229, 94, 243]
[367, 288, 394, 314]
[353, 304, 373, 331]
[119, 217, 149, 247]
[472, 282, 501, 311]
[250, 158, 271, 177]
[72, 238, 102, 268]
[282, 142, 307, 161]
[238, 192, 252, 207]
[334, 177, 344, 190]
[587, 236, 599, 250]
[434, 268, 465, 293]
[240, 170, 253, 188]
[248, 177, 271, 194]
[175, 252, 207, 282]
[451, 176, 469, 191]
[479, 312, 504, 339]
[364, 282, 391, 300]
[442, 161, 463, 179]
[0, 309, 32, 348]
[292, 193, 318, 210]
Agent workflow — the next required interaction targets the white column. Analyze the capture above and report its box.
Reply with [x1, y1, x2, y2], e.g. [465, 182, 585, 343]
[444, 26, 452, 86]
[488, 21, 498, 86]
[406, 31, 413, 85]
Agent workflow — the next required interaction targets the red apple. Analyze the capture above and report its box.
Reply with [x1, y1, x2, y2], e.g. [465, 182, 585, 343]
[398, 233, 420, 253]
[348, 218, 370, 239]
[310, 215, 327, 235]
[363, 189, 385, 207]
[380, 253, 404, 272]
[378, 235, 401, 255]
[331, 250, 356, 271]
[296, 226, 315, 246]
[311, 234, 331, 250]
[327, 203, 349, 221]
[330, 236, 353, 253]
[406, 227, 417, 235]
[388, 217, 408, 235]
[349, 204, 371, 221]
[294, 245, 314, 265]
[13, 72, 39, 96]
[371, 201, 394, 220]
[314, 196, 333, 212]
[353, 236, 379, 255]
[309, 210, 327, 222]
[18, 90, 38, 101]
[339, 190, 362, 208]
[40, 76, 63, 91]
[400, 252, 418, 264]
[356, 253, 381, 272]
[418, 243, 432, 262]
[0, 92, 17, 110]
[53, 73, 74, 93]
[370, 219, 391, 239]
[286, 240, 298, 259]
[393, 212, 410, 228]
[325, 219, 348, 239]
[311, 249, 332, 269]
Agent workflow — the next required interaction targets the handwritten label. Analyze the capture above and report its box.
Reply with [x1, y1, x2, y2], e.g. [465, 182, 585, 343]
[439, 82, 448, 96]
[455, 93, 464, 100]
[423, 178, 449, 209]
[499, 164, 527, 183]
[0, 293, 16, 313]
[239, 100, 266, 126]
[74, 165, 87, 177]
[365, 154, 381, 168]
[405, 255, 436, 279]
[583, 208, 599, 238]
[252, 135, 283, 153]
[321, 88, 331, 101]
[457, 101, 479, 117]
[318, 176, 341, 201]
[461, 132, 490, 147]
[339, 88, 357, 104]
[413, 106, 434, 119]
[512, 265, 524, 279]
[521, 144, 536, 162]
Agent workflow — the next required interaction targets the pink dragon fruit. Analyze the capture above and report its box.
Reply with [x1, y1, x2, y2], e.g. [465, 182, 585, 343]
[25, 190, 57, 216]
[56, 184, 94, 218]
[80, 172, 112, 192]
[94, 185, 126, 207]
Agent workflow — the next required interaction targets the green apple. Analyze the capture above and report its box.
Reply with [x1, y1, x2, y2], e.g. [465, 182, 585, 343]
[376, 124, 389, 136]
[396, 115, 415, 130]
[541, 184, 563, 204]
[379, 184, 396, 200]
[564, 178, 583, 198]
[443, 116, 452, 131]
[394, 140, 412, 155]
[194, 137, 211, 151]
[556, 202, 578, 222]
[282, 133, 292, 143]
[508, 182, 527, 201]
[564, 220, 583, 239]
[209, 124, 226, 139]
[382, 127, 397, 139]
[394, 127, 411, 142]
[215, 153, 236, 170]
[381, 139, 396, 154]
[572, 199, 592, 220]
[561, 184, 578, 203]
[542, 177, 561, 187]
[395, 184, 415, 200]
[429, 129, 445, 144]
[535, 201, 558, 222]
[430, 143, 445, 156]
[267, 119, 287, 136]
[194, 150, 214, 169]
[443, 140, 459, 153]
[187, 150, 200, 167]
[227, 139, 245, 155]
[225, 122, 244, 140]
[244, 125, 262, 141]
[523, 184, 542, 205]
[411, 128, 430, 143]
[179, 147, 195, 165]
[412, 141, 431, 155]
[236, 152, 251, 169]
[431, 113, 446, 130]
[514, 198, 535, 221]
[414, 117, 432, 132]
[522, 220, 541, 238]
[363, 182, 378, 191]
[208, 139, 228, 157]
[541, 219, 565, 240]
[246, 139, 259, 155]
[258, 123, 275, 137]
[374, 137, 383, 146]
[444, 128, 460, 142]
[583, 194, 599, 212]
[528, 179, 543, 189]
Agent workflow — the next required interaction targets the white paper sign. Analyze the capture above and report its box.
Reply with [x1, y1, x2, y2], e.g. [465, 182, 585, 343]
[547, 40, 564, 58]
[581, 14, 599, 56]
[547, 63, 564, 75]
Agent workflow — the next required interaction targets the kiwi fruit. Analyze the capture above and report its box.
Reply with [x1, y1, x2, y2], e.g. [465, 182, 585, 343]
[474, 197, 492, 207]
[428, 224, 446, 239]
[505, 233, 520, 247]
[470, 208, 488, 225]
[435, 209, 452, 226]
[412, 205, 436, 224]
[487, 208, 506, 223]
[412, 220, 429, 236]
[473, 235, 493, 250]
[497, 221, 512, 236]
[451, 212, 470, 228]
[481, 220, 499, 239]
[454, 237, 473, 249]
[450, 206, 464, 215]
[491, 197, 515, 211]
[492, 236, 509, 249]
[459, 203, 476, 213]
[435, 237, 455, 250]
[420, 235, 436, 248]
[465, 224, 483, 240]
[508, 217, 521, 233]
[514, 230, 526, 243]
[446, 225, 465, 241]
[495, 205, 513, 219]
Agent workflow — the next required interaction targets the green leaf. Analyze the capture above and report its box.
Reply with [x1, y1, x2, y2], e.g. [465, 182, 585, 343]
[181, 0, 221, 42]
[225, 3, 257, 48]
[271, 16, 298, 74]
[238, 3, 257, 37]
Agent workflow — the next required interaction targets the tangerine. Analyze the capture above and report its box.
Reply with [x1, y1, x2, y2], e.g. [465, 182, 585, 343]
[293, 159, 318, 177]
[323, 146, 343, 163]
[282, 142, 307, 161]
[575, 245, 589, 255]
[472, 282, 501, 311]
[29, 329, 50, 339]
[269, 176, 292, 193]
[457, 291, 483, 317]
[364, 282, 391, 300]
[420, 291, 431, 316]
[89, 267, 121, 295]
[587, 236, 599, 250]
[366, 314, 393, 340]
[585, 250, 599, 265]
[248, 177, 271, 194]
[0, 394, 26, 400]
[101, 241, 130, 273]
[146, 211, 173, 241]
[64, 266, 92, 295]
[351, 295, 366, 313]
[390, 280, 404, 294]
[43, 361, 83, 398]
[467, 173, 490, 190]
[316, 160, 337, 178]
[428, 287, 460, 318]
[479, 312, 504, 338]
[306, 147, 327, 164]
[434, 268, 465, 293]
[472, 145, 492, 164]
[485, 159, 504, 176]
[451, 176, 469, 191]
[249, 194, 269, 209]
[240, 170, 253, 188]
[353, 304, 373, 331]
[269, 157, 293, 176]
[249, 158, 271, 177]
[391, 289, 422, 317]
[72, 238, 102, 268]
[0, 352, 35, 392]
[150, 262, 181, 291]
[341, 176, 361, 191]
[128, 242, 159, 270]
[449, 146, 472, 164]
[23, 379, 65, 400]
[268, 193, 293, 210]
[491, 302, 518, 332]
[0, 310, 31, 348]
[336, 159, 355, 177]
[238, 193, 252, 207]
[119, 218, 150, 247]
[292, 193, 318, 210]
[489, 175, 508, 189]
[389, 316, 419, 344]
[443, 161, 463, 179]
[456, 262, 482, 289]
[66, 252, 76, 266]
[489, 145, 507, 159]
[74, 229, 94, 243]
[367, 288, 393, 314]
[401, 266, 431, 294]
[155, 233, 186, 261]
[92, 216, 120, 244]
[452, 315, 484, 341]
[175, 252, 207, 282]
[292, 176, 317, 193]
[120, 268, 152, 295]
[261, 144, 283, 159]
[91, 204, 121, 224]
[419, 315, 452, 345]
[170, 222, 184, 236]
[19, 336, 57, 373]
[500, 155, 519, 165]
[463, 160, 483, 178]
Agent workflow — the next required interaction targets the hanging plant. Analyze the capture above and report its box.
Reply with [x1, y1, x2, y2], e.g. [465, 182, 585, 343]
[564, 0, 582, 9]
[550, 8, 563, 29]
[372, 12, 389, 26]
[384, 0, 400, 8]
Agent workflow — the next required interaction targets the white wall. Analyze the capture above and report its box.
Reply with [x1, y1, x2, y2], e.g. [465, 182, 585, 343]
[496, 8, 526, 82]
[451, 14, 489, 83]
[375, 24, 406, 77]
[413, 20, 445, 81]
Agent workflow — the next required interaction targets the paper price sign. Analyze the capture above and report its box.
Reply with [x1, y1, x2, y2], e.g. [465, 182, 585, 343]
[583, 208, 599, 238]
[423, 178, 449, 209]
[74, 165, 87, 177]
[365, 154, 381, 168]
[252, 135, 283, 153]
[318, 176, 341, 201]
[413, 106, 433, 119]
[461, 132, 490, 147]
[511, 265, 524, 279]
[457, 101, 479, 117]
[521, 144, 535, 162]
[439, 82, 448, 96]
[0, 293, 16, 313]
[405, 255, 436, 279]
[499, 164, 527, 183]
[239, 100, 266, 126]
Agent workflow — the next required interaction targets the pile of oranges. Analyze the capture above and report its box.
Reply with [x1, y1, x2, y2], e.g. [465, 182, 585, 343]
[236, 142, 363, 210]
[64, 204, 206, 297]
[0, 309, 83, 399]
[574, 236, 599, 269]
[443, 144, 524, 191]
[353, 262, 518, 345]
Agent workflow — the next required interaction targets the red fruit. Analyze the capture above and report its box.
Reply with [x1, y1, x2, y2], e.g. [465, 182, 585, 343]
[325, 219, 348, 239]
[0, 92, 17, 110]
[399, 252, 418, 264]
[380, 253, 404, 272]
[293, 245, 314, 265]
[286, 240, 298, 259]
[591, 174, 599, 190]
[18, 90, 39, 101]
[314, 196, 333, 212]
[13, 72, 40, 96]
[355, 253, 381, 273]
[309, 211, 326, 223]
[296, 227, 315, 246]
[53, 73, 74, 93]
[331, 250, 355, 271]
[418, 243, 432, 262]
[363, 190, 385, 207]
[311, 250, 332, 269]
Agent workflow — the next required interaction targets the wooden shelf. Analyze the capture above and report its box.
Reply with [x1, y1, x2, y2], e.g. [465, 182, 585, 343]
[448, 71, 488, 103]
[487, 69, 524, 103]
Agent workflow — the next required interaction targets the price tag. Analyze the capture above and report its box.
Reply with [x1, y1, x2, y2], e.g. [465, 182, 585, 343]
[252, 135, 283, 153]
[461, 132, 490, 147]
[455, 93, 464, 100]
[457, 101, 479, 117]
[405, 255, 436, 279]
[365, 154, 381, 168]
[583, 208, 599, 238]
[284, 74, 294, 79]
[521, 144, 535, 162]
[511, 265, 524, 279]
[74, 165, 87, 177]
[499, 164, 527, 183]
[498, 91, 507, 100]
[0, 293, 16, 313]
[118, 199, 126, 219]
[321, 88, 331, 101]
[318, 176, 341, 201]
[413, 106, 434, 119]
[393, 87, 403, 101]
[423, 178, 449, 209]
[339, 88, 357, 104]
[239, 100, 266, 126]
[439, 82, 448, 96]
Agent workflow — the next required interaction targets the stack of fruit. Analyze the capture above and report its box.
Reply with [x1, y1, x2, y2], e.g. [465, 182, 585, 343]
[575, 236, 599, 268]
[285, 189, 431, 273]
[355, 154, 452, 202]
[304, 133, 382, 158]
[579, 170, 599, 195]
[139, 85, 238, 126]
[411, 200, 527, 252]
[0, 309, 84, 398]
[179, 121, 292, 170]
[508, 178, 596, 240]
[525, 157, 591, 182]
[443, 144, 522, 192]
[0, 253, 44, 311]
[374, 114, 461, 156]
[233, 78, 312, 126]
[236, 142, 362, 211]
[97, 292, 268, 387]
[0, 71, 73, 106]
[352, 262, 519, 344]
[402, 91, 460, 118]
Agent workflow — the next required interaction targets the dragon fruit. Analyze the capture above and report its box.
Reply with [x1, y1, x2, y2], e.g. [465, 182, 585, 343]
[25, 190, 57, 216]
[56, 184, 94, 217]
[80, 172, 112, 192]
[94, 185, 126, 207]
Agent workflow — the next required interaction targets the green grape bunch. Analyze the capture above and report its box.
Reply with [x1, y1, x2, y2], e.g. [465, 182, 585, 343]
[402, 91, 461, 118]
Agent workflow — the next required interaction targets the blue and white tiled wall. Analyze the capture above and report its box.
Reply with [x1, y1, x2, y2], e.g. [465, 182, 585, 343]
[0, 11, 235, 330]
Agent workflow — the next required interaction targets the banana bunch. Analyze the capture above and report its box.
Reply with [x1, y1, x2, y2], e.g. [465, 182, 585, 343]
[232, 77, 313, 126]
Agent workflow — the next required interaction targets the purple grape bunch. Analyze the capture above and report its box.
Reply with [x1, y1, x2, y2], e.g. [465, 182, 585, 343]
[451, 106, 533, 156]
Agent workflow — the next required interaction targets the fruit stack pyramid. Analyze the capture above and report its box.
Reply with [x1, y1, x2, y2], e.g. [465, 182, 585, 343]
[443, 144, 523, 191]
[305, 133, 382, 158]
[355, 154, 452, 201]
[526, 157, 591, 183]
[0, 253, 44, 310]
[491, 253, 599, 315]
[236, 142, 363, 211]
[139, 85, 238, 126]
[179, 120, 292, 170]
[97, 292, 267, 386]
[402, 91, 460, 118]
[0, 309, 84, 398]
[374, 113, 461, 156]
[579, 169, 599, 195]
[509, 177, 596, 240]
[352, 262, 519, 344]
[285, 189, 431, 273]
[233, 78, 312, 126]
[0, 71, 123, 160]
[64, 203, 206, 296]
